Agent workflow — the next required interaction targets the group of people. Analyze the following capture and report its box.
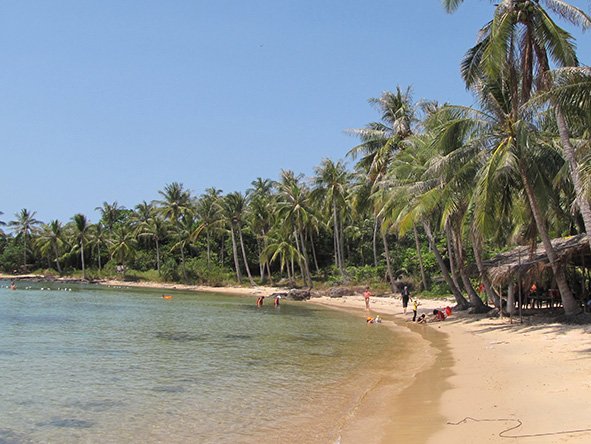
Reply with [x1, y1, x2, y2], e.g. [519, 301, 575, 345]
[363, 284, 452, 324]
[256, 295, 282, 307]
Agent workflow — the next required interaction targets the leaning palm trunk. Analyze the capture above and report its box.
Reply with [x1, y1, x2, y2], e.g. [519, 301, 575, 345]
[445, 224, 462, 292]
[413, 224, 428, 291]
[452, 228, 490, 312]
[238, 227, 255, 286]
[423, 222, 470, 310]
[555, 109, 591, 252]
[471, 230, 501, 308]
[229, 226, 242, 283]
[298, 230, 313, 287]
[521, 165, 580, 315]
[52, 243, 62, 274]
[333, 203, 344, 275]
[380, 225, 397, 292]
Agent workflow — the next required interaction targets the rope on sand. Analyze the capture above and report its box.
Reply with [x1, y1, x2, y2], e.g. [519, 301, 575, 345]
[447, 416, 591, 439]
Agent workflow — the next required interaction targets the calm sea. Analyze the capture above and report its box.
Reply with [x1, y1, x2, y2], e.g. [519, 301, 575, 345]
[0, 281, 403, 443]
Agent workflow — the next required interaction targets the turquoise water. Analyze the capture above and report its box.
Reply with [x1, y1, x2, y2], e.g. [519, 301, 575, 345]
[0, 282, 401, 443]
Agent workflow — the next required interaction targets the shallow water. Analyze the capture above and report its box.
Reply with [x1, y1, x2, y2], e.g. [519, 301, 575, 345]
[0, 282, 402, 443]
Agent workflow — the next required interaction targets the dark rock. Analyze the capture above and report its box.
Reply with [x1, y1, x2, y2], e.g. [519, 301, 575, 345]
[286, 289, 311, 301]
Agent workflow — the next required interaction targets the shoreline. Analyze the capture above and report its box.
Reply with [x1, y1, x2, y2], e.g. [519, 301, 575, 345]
[5, 275, 591, 442]
[310, 295, 591, 443]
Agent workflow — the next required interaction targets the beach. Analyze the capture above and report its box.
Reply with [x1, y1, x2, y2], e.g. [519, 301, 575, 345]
[4, 275, 591, 443]
[310, 294, 591, 443]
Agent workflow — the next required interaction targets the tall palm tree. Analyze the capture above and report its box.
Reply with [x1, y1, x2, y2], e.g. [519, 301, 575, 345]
[195, 189, 224, 267]
[36, 220, 66, 274]
[9, 209, 41, 271]
[95, 201, 126, 232]
[276, 176, 314, 287]
[442, 0, 591, 314]
[109, 224, 136, 270]
[222, 192, 255, 285]
[311, 159, 351, 276]
[157, 182, 193, 224]
[72, 213, 90, 279]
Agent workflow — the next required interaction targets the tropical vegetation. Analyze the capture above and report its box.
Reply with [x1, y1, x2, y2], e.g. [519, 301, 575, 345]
[1, 1, 590, 316]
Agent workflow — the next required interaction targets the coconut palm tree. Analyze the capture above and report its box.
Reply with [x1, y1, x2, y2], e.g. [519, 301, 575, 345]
[72, 213, 90, 279]
[311, 159, 351, 277]
[95, 201, 126, 232]
[36, 220, 66, 274]
[276, 176, 315, 287]
[442, 0, 591, 313]
[195, 189, 224, 267]
[109, 224, 136, 270]
[222, 192, 255, 285]
[9, 209, 41, 271]
[157, 182, 193, 224]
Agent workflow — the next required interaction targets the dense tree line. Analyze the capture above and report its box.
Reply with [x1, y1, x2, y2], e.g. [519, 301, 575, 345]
[1, 1, 590, 315]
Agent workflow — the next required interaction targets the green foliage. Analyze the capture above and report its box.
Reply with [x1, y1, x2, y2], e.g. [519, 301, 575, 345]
[0, 239, 23, 272]
[184, 257, 232, 286]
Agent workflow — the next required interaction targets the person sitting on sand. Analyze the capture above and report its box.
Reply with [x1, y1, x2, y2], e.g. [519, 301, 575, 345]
[416, 314, 427, 324]
[432, 309, 446, 322]
[374, 314, 382, 323]
[366, 316, 374, 324]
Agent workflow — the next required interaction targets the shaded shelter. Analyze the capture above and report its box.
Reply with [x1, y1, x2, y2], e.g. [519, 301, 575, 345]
[480, 235, 591, 312]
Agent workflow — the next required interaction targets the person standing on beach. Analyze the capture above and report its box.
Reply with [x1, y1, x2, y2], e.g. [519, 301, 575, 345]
[363, 286, 372, 310]
[412, 298, 420, 322]
[402, 285, 410, 314]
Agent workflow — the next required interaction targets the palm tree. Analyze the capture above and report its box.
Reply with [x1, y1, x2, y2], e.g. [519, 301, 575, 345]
[9, 209, 41, 271]
[442, 0, 591, 314]
[247, 178, 276, 282]
[222, 192, 255, 285]
[36, 220, 66, 274]
[95, 201, 126, 232]
[109, 224, 136, 270]
[311, 159, 351, 277]
[72, 213, 90, 279]
[276, 175, 315, 287]
[348, 87, 424, 290]
[135, 204, 168, 275]
[157, 182, 193, 224]
[195, 189, 224, 267]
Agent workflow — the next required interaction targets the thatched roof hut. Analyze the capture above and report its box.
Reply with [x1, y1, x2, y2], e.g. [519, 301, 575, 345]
[482, 234, 590, 286]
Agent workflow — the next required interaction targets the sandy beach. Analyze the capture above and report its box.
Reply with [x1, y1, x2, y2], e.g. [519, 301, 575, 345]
[4, 274, 591, 443]
[310, 294, 591, 443]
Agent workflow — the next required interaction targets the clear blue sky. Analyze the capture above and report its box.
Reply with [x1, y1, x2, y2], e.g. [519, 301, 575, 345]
[1, 1, 590, 225]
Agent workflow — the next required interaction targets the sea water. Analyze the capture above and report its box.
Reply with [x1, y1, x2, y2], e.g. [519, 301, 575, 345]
[0, 282, 402, 443]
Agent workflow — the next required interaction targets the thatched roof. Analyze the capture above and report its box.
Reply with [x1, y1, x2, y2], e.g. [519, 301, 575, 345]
[482, 234, 591, 286]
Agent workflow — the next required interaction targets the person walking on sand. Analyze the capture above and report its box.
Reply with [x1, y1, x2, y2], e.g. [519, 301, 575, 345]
[412, 298, 420, 322]
[363, 286, 372, 310]
[402, 285, 410, 314]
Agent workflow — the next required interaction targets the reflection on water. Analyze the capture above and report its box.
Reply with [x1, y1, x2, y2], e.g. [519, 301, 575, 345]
[0, 281, 401, 443]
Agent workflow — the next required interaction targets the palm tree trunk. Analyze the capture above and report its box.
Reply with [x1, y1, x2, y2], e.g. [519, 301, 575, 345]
[155, 238, 161, 275]
[373, 217, 379, 267]
[423, 222, 470, 310]
[333, 203, 344, 275]
[238, 227, 255, 286]
[180, 247, 187, 282]
[380, 223, 397, 292]
[206, 230, 211, 266]
[471, 230, 500, 308]
[413, 224, 428, 291]
[80, 241, 86, 280]
[52, 243, 62, 274]
[298, 230, 312, 287]
[97, 244, 102, 271]
[23, 235, 27, 270]
[445, 224, 462, 292]
[452, 227, 490, 312]
[229, 226, 242, 283]
[521, 165, 580, 315]
[555, 109, 591, 252]
[308, 229, 320, 273]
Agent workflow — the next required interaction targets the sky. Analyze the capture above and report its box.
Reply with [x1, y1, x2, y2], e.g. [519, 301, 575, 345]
[1, 0, 590, 225]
